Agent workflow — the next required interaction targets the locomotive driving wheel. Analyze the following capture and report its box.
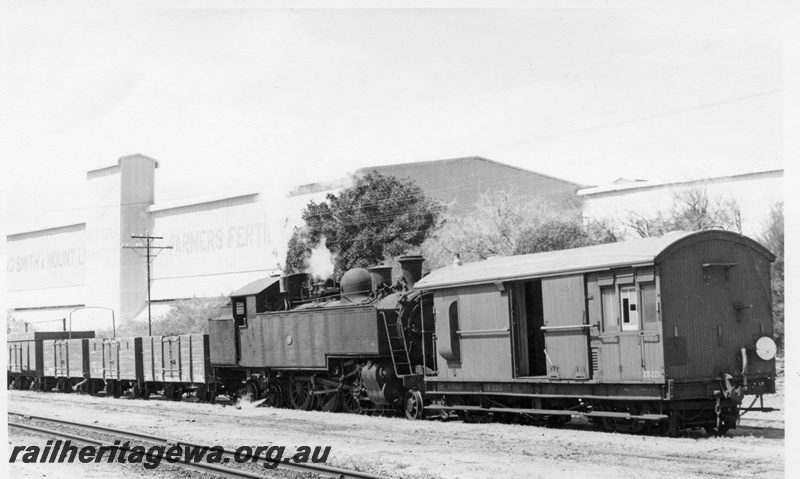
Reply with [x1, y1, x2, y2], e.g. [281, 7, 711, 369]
[316, 389, 343, 413]
[288, 374, 314, 410]
[342, 387, 362, 415]
[245, 382, 260, 403]
[264, 382, 284, 408]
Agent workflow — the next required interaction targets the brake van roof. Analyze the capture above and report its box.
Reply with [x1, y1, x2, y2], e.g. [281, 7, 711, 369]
[415, 230, 773, 291]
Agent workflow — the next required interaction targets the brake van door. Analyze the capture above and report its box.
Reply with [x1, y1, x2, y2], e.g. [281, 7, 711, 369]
[541, 275, 590, 380]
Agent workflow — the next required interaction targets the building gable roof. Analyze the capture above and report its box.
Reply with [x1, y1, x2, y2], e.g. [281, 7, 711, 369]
[357, 156, 585, 188]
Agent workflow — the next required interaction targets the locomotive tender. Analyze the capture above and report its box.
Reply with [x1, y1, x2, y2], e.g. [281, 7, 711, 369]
[7, 230, 778, 435]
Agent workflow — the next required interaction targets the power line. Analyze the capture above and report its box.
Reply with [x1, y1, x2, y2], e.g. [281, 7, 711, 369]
[466, 89, 783, 153]
[122, 234, 173, 336]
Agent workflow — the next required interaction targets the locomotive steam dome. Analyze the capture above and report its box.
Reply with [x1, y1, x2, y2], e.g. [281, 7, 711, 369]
[340, 268, 372, 300]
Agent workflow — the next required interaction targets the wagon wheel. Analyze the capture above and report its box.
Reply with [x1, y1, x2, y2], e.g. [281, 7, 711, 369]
[57, 378, 69, 393]
[40, 378, 53, 392]
[141, 384, 152, 400]
[164, 384, 183, 401]
[207, 384, 217, 405]
[17, 376, 30, 391]
[404, 390, 424, 420]
[288, 375, 314, 410]
[109, 380, 123, 398]
[264, 382, 284, 409]
[195, 385, 208, 403]
[316, 389, 343, 413]
[341, 388, 363, 415]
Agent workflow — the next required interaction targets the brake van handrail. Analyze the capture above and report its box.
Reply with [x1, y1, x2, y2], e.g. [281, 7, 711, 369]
[540, 324, 591, 331]
[456, 327, 510, 336]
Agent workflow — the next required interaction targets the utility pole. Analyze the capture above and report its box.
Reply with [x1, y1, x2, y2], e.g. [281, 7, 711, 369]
[123, 233, 173, 335]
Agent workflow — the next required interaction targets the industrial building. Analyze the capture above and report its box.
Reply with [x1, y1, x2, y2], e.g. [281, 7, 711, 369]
[6, 153, 782, 331]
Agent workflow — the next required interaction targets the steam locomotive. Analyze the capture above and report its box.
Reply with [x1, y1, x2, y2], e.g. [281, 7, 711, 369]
[8, 230, 778, 435]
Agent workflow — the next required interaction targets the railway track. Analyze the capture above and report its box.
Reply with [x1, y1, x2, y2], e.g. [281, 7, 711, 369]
[8, 411, 390, 479]
[8, 389, 785, 437]
[7, 391, 784, 478]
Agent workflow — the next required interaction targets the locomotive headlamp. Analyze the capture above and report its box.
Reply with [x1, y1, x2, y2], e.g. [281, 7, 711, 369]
[755, 336, 777, 361]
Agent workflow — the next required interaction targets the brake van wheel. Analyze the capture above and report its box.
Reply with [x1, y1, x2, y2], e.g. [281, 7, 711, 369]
[704, 421, 732, 436]
[404, 390, 424, 420]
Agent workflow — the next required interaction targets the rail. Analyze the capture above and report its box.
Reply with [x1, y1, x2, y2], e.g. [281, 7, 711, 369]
[8, 411, 390, 479]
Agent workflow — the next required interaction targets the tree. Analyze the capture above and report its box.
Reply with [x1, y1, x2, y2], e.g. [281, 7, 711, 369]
[285, 171, 442, 277]
[421, 190, 614, 269]
[620, 185, 742, 238]
[95, 297, 227, 337]
[7, 311, 25, 334]
[759, 202, 784, 347]
[514, 219, 596, 255]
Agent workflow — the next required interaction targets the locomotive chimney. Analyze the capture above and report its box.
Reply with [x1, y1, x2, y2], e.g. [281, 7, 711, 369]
[398, 255, 425, 289]
[368, 265, 393, 292]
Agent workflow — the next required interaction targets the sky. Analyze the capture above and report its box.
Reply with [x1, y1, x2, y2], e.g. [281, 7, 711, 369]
[0, 0, 794, 229]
